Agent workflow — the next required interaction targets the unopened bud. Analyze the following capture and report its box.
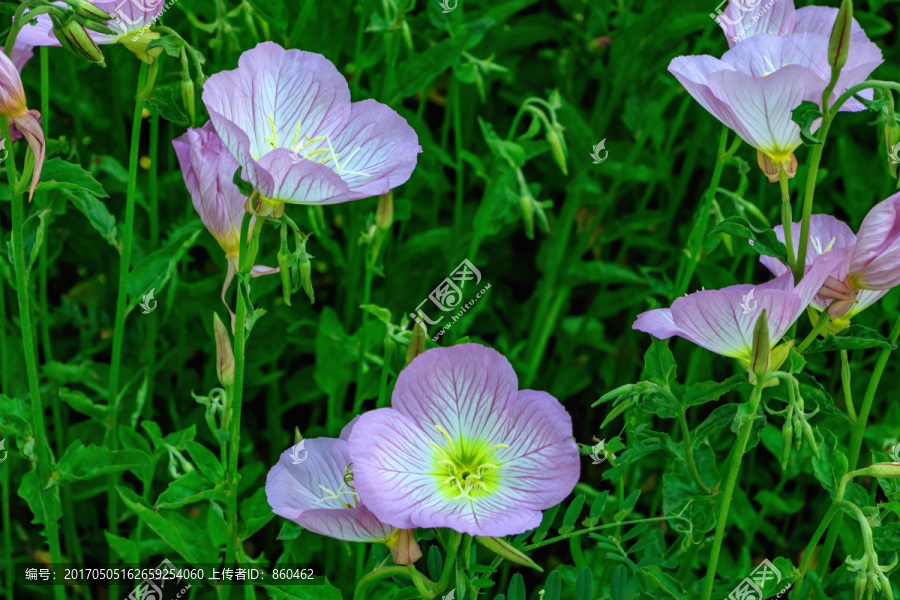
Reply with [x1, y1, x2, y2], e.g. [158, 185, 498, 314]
[213, 312, 234, 387]
[277, 225, 293, 307]
[757, 150, 798, 183]
[67, 0, 114, 23]
[750, 309, 770, 380]
[376, 191, 393, 231]
[181, 79, 197, 126]
[52, 15, 106, 67]
[546, 126, 568, 176]
[828, 0, 853, 75]
[884, 120, 900, 178]
[296, 234, 315, 304]
[519, 193, 535, 240]
[406, 320, 426, 365]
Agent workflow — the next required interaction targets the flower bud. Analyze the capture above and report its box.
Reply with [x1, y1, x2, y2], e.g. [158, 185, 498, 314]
[828, 0, 853, 76]
[781, 407, 793, 469]
[296, 234, 315, 304]
[213, 312, 235, 387]
[406, 320, 426, 365]
[68, 0, 114, 23]
[376, 191, 393, 231]
[519, 193, 535, 240]
[750, 309, 770, 380]
[884, 120, 900, 178]
[181, 79, 197, 127]
[545, 126, 568, 176]
[277, 223, 293, 307]
[51, 15, 106, 67]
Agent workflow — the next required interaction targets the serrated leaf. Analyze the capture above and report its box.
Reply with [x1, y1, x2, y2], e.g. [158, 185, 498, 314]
[37, 158, 108, 197]
[644, 338, 677, 386]
[806, 325, 896, 353]
[58, 387, 108, 423]
[711, 216, 789, 262]
[184, 440, 224, 484]
[812, 429, 848, 498]
[54, 441, 150, 484]
[683, 375, 746, 407]
[64, 189, 120, 250]
[156, 471, 222, 509]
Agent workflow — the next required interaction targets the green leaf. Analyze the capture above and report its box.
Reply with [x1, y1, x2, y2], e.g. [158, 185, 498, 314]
[36, 158, 108, 197]
[558, 494, 584, 534]
[156, 470, 222, 509]
[53, 441, 151, 484]
[184, 440, 224, 484]
[259, 582, 343, 600]
[58, 387, 108, 423]
[805, 325, 896, 353]
[683, 375, 746, 407]
[640, 565, 688, 600]
[507, 574, 526, 600]
[711, 216, 789, 262]
[0, 394, 33, 439]
[542, 570, 561, 600]
[475, 537, 543, 572]
[643, 338, 677, 387]
[791, 101, 825, 146]
[240, 488, 275, 541]
[575, 567, 593, 600]
[390, 35, 470, 103]
[531, 504, 560, 543]
[19, 469, 62, 527]
[754, 490, 804, 514]
[64, 189, 120, 251]
[127, 228, 201, 310]
[18, 208, 49, 272]
[277, 520, 303, 541]
[145, 35, 184, 58]
[812, 429, 848, 498]
[118, 486, 218, 564]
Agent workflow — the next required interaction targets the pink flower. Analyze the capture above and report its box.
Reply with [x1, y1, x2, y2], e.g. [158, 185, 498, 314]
[633, 252, 840, 365]
[0, 46, 44, 200]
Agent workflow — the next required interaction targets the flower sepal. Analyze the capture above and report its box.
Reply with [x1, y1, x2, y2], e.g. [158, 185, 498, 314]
[384, 529, 422, 566]
[51, 13, 107, 66]
[121, 31, 166, 64]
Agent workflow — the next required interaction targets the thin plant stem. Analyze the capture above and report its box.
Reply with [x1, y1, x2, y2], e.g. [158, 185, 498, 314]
[796, 310, 831, 353]
[700, 378, 766, 600]
[144, 110, 161, 421]
[675, 126, 729, 298]
[105, 62, 149, 600]
[2, 116, 66, 600]
[778, 168, 796, 272]
[679, 410, 711, 494]
[816, 315, 900, 576]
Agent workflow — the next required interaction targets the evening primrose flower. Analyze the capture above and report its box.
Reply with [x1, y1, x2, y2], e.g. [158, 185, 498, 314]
[760, 214, 888, 322]
[633, 252, 840, 368]
[0, 48, 44, 201]
[669, 27, 881, 174]
[347, 344, 580, 537]
[202, 42, 421, 216]
[173, 122, 278, 306]
[265, 420, 422, 565]
[15, 0, 166, 64]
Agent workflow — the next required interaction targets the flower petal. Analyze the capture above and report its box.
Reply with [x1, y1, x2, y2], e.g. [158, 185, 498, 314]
[12, 110, 44, 201]
[390, 343, 518, 442]
[265, 438, 394, 542]
[632, 308, 681, 340]
[717, 0, 796, 47]
[849, 192, 900, 290]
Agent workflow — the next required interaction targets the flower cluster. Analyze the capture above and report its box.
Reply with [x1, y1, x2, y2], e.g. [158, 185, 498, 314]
[671, 0, 882, 178]
[265, 343, 580, 560]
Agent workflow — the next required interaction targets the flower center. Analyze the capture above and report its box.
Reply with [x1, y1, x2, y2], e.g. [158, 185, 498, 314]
[428, 425, 507, 501]
[263, 116, 372, 180]
[315, 463, 359, 509]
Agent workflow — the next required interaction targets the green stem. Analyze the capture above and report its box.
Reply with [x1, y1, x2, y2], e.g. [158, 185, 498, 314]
[778, 168, 797, 273]
[679, 410, 711, 494]
[815, 315, 900, 578]
[675, 126, 729, 298]
[700, 378, 765, 600]
[793, 503, 841, 596]
[105, 62, 148, 600]
[353, 566, 413, 600]
[2, 116, 66, 600]
[797, 310, 831, 354]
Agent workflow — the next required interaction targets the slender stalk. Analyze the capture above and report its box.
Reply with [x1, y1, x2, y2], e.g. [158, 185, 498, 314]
[793, 503, 841, 597]
[105, 62, 149, 600]
[2, 117, 66, 600]
[778, 168, 797, 272]
[796, 310, 831, 353]
[143, 110, 161, 420]
[816, 315, 900, 576]
[679, 410, 711, 494]
[675, 126, 729, 298]
[700, 379, 765, 600]
[353, 566, 413, 600]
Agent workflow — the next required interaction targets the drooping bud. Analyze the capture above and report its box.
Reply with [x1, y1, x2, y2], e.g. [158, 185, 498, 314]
[519, 192, 535, 240]
[781, 405, 794, 469]
[213, 312, 235, 386]
[406, 319, 426, 365]
[277, 221, 293, 306]
[828, 0, 853, 77]
[384, 529, 422, 566]
[545, 126, 568, 176]
[51, 14, 106, 67]
[296, 233, 315, 304]
[181, 79, 196, 126]
[475, 536, 543, 572]
[750, 309, 770, 380]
